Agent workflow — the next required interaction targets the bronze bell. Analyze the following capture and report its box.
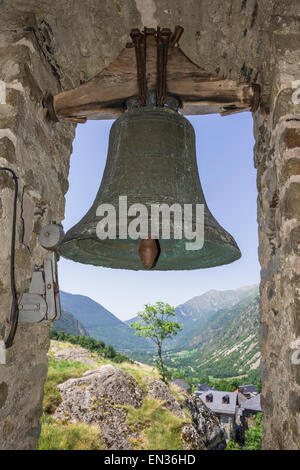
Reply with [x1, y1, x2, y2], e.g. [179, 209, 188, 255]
[58, 94, 241, 270]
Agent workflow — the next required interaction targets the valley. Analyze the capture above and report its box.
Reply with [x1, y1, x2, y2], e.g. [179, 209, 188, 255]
[56, 285, 261, 387]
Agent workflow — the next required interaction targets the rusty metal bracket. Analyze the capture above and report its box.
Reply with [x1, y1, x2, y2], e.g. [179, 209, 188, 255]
[46, 26, 259, 122]
[130, 26, 174, 107]
[157, 27, 171, 106]
[130, 29, 148, 106]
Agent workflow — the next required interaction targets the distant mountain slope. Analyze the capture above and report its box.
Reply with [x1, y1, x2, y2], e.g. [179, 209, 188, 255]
[174, 285, 258, 325]
[126, 285, 259, 353]
[59, 291, 151, 353]
[53, 309, 89, 336]
[59, 287, 260, 380]
[126, 285, 258, 330]
[169, 285, 259, 349]
[165, 295, 261, 379]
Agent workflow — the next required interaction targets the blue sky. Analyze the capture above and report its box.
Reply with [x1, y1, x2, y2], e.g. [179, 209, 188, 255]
[58, 111, 260, 321]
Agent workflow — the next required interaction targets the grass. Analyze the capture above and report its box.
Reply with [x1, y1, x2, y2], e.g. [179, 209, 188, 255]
[44, 340, 112, 415]
[169, 383, 186, 405]
[125, 397, 190, 450]
[119, 362, 159, 393]
[40, 355, 104, 450]
[38, 416, 104, 450]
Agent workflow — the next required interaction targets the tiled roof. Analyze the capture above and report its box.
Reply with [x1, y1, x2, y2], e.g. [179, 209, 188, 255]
[200, 390, 237, 415]
[239, 384, 259, 395]
[237, 392, 248, 406]
[241, 393, 262, 412]
[197, 383, 212, 391]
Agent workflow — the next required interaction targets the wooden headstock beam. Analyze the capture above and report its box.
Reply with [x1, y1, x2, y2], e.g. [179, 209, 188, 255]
[44, 30, 259, 123]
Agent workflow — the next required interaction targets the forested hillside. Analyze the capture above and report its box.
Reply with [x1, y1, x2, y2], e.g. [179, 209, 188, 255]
[53, 309, 89, 336]
[58, 288, 260, 385]
[165, 295, 260, 382]
[59, 291, 152, 353]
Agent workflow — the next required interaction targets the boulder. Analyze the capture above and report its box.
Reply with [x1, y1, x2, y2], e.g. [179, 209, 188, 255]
[184, 394, 226, 450]
[145, 378, 183, 417]
[145, 378, 226, 450]
[53, 365, 143, 449]
[52, 364, 225, 450]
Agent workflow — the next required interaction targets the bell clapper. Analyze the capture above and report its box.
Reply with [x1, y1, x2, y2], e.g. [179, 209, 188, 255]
[139, 238, 159, 269]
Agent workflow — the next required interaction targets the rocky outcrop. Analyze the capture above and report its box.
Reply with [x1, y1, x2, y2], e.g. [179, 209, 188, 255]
[50, 340, 99, 366]
[54, 365, 144, 450]
[51, 357, 225, 450]
[145, 378, 225, 449]
[0, 1, 299, 450]
[184, 395, 226, 450]
[145, 378, 183, 417]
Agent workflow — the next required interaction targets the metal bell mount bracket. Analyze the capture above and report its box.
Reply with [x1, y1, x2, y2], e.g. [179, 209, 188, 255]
[18, 224, 63, 324]
[0, 224, 63, 364]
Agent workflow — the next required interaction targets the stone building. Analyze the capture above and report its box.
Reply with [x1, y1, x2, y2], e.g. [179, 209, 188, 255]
[200, 390, 238, 441]
[0, 0, 299, 450]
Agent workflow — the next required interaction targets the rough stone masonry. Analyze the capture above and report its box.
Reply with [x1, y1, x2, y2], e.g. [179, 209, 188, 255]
[0, 0, 299, 449]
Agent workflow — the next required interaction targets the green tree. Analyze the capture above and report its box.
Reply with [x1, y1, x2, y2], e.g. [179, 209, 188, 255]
[130, 302, 183, 383]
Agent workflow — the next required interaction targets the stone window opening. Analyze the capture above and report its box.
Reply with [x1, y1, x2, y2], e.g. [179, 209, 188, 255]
[222, 395, 230, 404]
[206, 393, 213, 403]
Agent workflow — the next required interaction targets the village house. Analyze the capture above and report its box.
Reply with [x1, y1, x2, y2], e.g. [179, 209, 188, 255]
[199, 390, 238, 440]
[194, 383, 216, 397]
[195, 384, 262, 443]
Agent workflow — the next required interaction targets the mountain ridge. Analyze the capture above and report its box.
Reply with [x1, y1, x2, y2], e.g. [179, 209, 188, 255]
[59, 291, 152, 352]
[59, 285, 259, 370]
[174, 284, 258, 323]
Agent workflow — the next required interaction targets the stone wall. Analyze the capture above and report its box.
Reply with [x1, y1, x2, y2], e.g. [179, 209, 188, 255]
[0, 26, 75, 449]
[255, 14, 300, 448]
[0, 0, 299, 449]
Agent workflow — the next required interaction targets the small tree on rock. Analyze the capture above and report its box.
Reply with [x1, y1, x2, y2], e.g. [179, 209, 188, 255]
[131, 302, 183, 383]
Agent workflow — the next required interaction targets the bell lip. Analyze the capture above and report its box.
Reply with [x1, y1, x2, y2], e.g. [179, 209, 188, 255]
[57, 236, 241, 271]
